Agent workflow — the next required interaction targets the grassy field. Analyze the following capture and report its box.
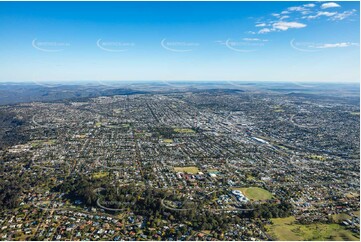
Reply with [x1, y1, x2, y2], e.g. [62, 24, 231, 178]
[273, 109, 284, 112]
[174, 128, 195, 133]
[307, 154, 326, 161]
[332, 210, 360, 223]
[75, 134, 87, 139]
[92, 172, 109, 179]
[345, 192, 359, 199]
[43, 140, 56, 145]
[174, 166, 199, 174]
[162, 139, 173, 143]
[235, 187, 273, 201]
[31, 139, 56, 147]
[332, 213, 352, 223]
[265, 216, 360, 241]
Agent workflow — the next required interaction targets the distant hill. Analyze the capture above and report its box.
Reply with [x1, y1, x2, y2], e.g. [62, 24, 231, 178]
[0, 84, 149, 105]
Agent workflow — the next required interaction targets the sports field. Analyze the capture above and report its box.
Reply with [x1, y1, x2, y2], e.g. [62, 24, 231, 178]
[174, 166, 199, 174]
[235, 187, 273, 201]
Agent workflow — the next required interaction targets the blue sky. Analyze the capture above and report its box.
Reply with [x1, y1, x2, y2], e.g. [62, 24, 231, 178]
[0, 1, 359, 83]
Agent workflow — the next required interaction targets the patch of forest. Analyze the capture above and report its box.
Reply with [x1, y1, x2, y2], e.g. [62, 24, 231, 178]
[0, 110, 29, 150]
[53, 175, 293, 231]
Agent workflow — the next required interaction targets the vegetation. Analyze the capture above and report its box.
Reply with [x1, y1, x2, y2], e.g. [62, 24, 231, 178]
[174, 128, 195, 133]
[52, 176, 98, 205]
[92, 171, 109, 179]
[152, 127, 176, 139]
[273, 109, 284, 112]
[174, 166, 199, 174]
[235, 187, 273, 201]
[162, 139, 173, 143]
[251, 201, 292, 219]
[0, 160, 56, 209]
[266, 216, 360, 241]
[0, 110, 28, 150]
[52, 175, 283, 232]
[331, 213, 352, 223]
[0, 180, 22, 209]
[307, 154, 326, 161]
[30, 139, 56, 148]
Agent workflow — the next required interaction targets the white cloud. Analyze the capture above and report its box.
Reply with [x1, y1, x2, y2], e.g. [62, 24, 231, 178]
[272, 21, 307, 31]
[280, 15, 290, 20]
[314, 42, 358, 48]
[301, 11, 312, 15]
[257, 20, 307, 34]
[304, 3, 316, 8]
[331, 10, 357, 20]
[255, 23, 266, 27]
[288, 6, 306, 12]
[243, 38, 259, 41]
[246, 31, 256, 35]
[304, 11, 337, 20]
[250, 2, 353, 36]
[243, 38, 268, 42]
[321, 2, 341, 9]
[258, 28, 271, 34]
[318, 11, 338, 17]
